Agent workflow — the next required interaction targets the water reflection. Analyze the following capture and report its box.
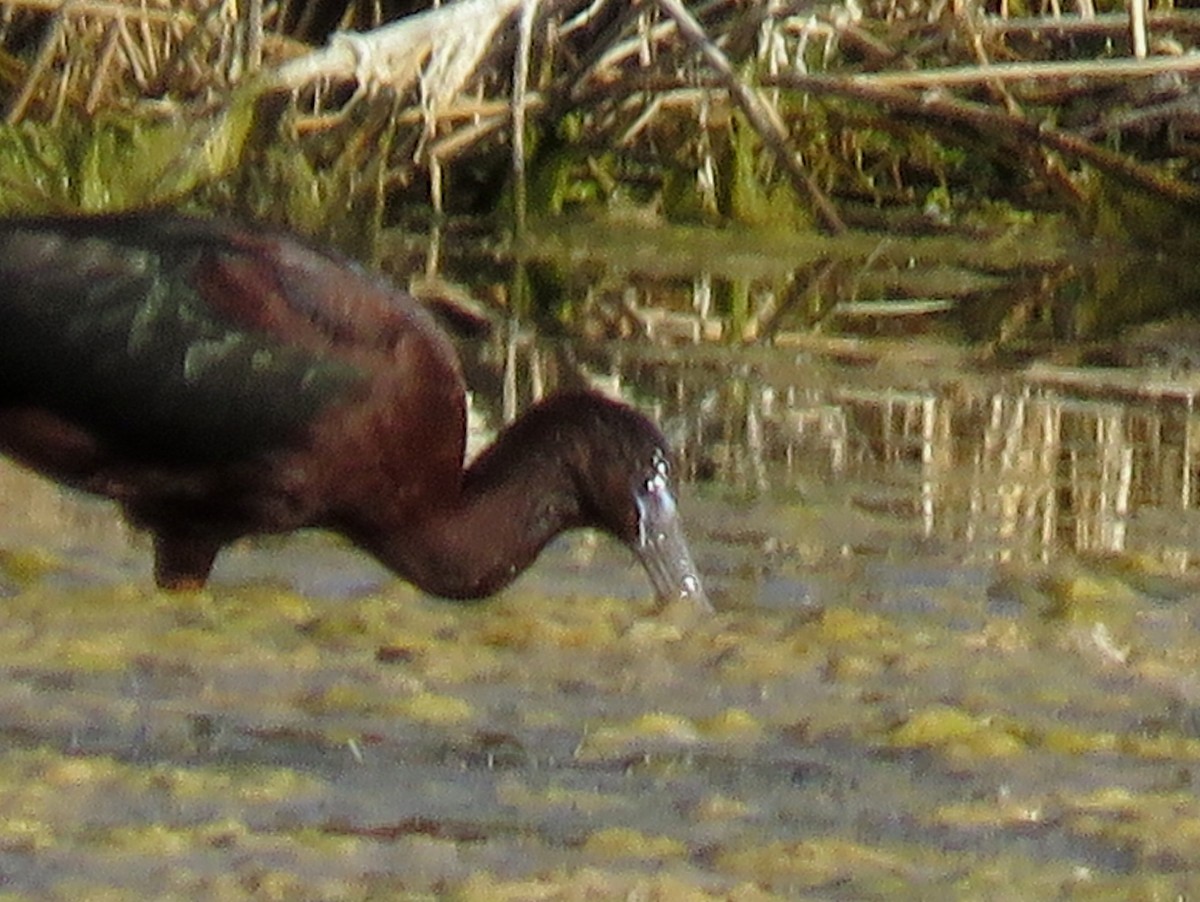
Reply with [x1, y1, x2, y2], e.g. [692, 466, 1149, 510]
[6, 328, 1200, 597]
[472, 331, 1200, 583]
[7, 250, 1200, 896]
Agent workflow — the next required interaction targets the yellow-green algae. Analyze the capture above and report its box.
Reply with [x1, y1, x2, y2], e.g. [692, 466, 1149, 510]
[581, 826, 690, 862]
[0, 548, 1198, 898]
[0, 546, 61, 587]
[576, 711, 701, 760]
[451, 869, 788, 902]
[890, 704, 1027, 759]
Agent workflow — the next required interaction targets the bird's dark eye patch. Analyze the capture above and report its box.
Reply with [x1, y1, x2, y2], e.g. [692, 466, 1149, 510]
[636, 448, 677, 546]
[653, 447, 670, 478]
[642, 449, 670, 495]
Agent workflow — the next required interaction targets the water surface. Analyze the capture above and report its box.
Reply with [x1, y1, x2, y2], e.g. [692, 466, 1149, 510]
[3, 246, 1200, 899]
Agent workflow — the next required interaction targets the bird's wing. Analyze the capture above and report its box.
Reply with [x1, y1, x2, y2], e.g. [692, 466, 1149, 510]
[0, 214, 370, 463]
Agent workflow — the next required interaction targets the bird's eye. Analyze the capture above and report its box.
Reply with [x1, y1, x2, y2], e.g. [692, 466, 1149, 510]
[635, 449, 679, 549]
[643, 448, 670, 495]
[653, 448, 670, 478]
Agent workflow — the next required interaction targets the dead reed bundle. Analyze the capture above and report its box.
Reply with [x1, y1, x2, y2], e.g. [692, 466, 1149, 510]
[0, 0, 1198, 234]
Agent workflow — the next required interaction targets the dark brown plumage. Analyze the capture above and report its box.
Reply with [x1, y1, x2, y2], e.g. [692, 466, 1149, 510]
[0, 212, 708, 609]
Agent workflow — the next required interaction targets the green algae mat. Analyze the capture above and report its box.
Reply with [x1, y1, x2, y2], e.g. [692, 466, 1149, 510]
[0, 551, 1197, 900]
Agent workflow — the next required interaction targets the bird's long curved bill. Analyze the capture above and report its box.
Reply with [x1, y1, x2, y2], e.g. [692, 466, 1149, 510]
[635, 486, 711, 612]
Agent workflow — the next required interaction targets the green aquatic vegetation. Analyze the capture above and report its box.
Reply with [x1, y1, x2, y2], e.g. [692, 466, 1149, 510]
[697, 707, 765, 743]
[0, 92, 257, 214]
[391, 691, 476, 725]
[525, 141, 613, 218]
[715, 836, 934, 894]
[890, 704, 1027, 759]
[0, 545, 1197, 897]
[1039, 567, 1144, 627]
[575, 711, 701, 761]
[723, 111, 810, 232]
[0, 547, 60, 588]
[581, 825, 689, 862]
[298, 680, 475, 726]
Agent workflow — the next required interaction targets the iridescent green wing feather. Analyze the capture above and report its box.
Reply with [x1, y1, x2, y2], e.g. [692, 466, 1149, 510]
[0, 217, 365, 463]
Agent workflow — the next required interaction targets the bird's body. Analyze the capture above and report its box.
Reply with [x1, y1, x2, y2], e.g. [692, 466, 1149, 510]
[0, 212, 707, 608]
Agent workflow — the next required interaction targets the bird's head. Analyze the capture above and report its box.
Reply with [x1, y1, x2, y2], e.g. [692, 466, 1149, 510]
[554, 394, 710, 612]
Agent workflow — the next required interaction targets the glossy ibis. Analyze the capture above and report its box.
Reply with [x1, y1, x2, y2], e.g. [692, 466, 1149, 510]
[0, 212, 709, 609]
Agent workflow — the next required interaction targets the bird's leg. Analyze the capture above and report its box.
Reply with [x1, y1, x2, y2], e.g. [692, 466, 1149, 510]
[152, 533, 220, 590]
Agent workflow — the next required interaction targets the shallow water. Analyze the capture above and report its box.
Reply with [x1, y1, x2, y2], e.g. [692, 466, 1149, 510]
[6, 330, 1200, 896]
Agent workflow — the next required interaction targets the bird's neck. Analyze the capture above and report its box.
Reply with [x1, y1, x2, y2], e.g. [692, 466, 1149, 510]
[358, 411, 590, 600]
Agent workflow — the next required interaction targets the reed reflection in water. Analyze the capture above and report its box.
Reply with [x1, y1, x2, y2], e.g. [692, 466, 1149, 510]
[5, 334, 1200, 586]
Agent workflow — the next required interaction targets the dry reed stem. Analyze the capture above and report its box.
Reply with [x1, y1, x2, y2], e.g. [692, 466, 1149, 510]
[271, 0, 522, 105]
[3, 0, 239, 123]
[765, 69, 1200, 207]
[1, 0, 191, 24]
[986, 10, 1200, 38]
[2, 0, 1198, 228]
[791, 54, 1200, 91]
[510, 0, 537, 235]
[655, 0, 846, 234]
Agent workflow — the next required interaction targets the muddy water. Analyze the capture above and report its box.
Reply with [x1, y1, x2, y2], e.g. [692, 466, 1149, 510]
[4, 333, 1200, 898]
